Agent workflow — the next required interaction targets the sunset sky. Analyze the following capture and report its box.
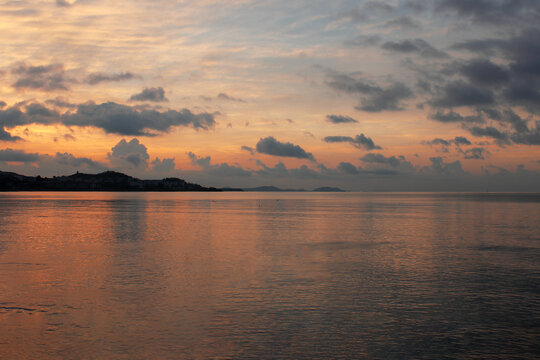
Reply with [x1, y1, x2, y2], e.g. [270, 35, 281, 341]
[1, 0, 539, 190]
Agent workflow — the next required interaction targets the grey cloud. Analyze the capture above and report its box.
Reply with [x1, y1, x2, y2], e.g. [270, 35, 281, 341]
[326, 72, 413, 112]
[45, 97, 77, 108]
[217, 93, 245, 102]
[0, 148, 39, 162]
[425, 136, 472, 146]
[430, 81, 494, 108]
[0, 128, 21, 142]
[469, 126, 509, 141]
[256, 136, 315, 161]
[459, 59, 509, 86]
[54, 152, 104, 169]
[462, 147, 487, 160]
[11, 63, 69, 91]
[86, 72, 135, 85]
[323, 134, 382, 150]
[241, 145, 255, 155]
[430, 110, 483, 123]
[435, 0, 540, 25]
[0, 101, 6, 109]
[360, 153, 402, 167]
[56, 0, 73, 7]
[382, 39, 448, 58]
[129, 87, 168, 102]
[151, 157, 175, 172]
[108, 138, 149, 168]
[337, 161, 359, 174]
[424, 157, 465, 175]
[62, 101, 215, 136]
[384, 16, 421, 30]
[326, 114, 358, 124]
[344, 34, 381, 47]
[188, 152, 251, 177]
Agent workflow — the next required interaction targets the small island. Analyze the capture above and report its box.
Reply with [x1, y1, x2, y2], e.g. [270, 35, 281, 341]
[0, 170, 220, 192]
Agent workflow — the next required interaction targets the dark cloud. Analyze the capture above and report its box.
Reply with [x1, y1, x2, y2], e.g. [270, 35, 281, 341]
[151, 157, 175, 172]
[425, 136, 472, 146]
[11, 63, 69, 91]
[430, 110, 483, 123]
[217, 93, 246, 102]
[469, 126, 509, 141]
[241, 145, 255, 155]
[424, 156, 465, 175]
[62, 101, 215, 136]
[326, 114, 358, 124]
[0, 101, 6, 109]
[108, 138, 149, 168]
[0, 128, 21, 142]
[188, 152, 251, 177]
[0, 148, 39, 162]
[381, 39, 448, 58]
[384, 16, 421, 30]
[326, 72, 413, 112]
[435, 0, 540, 25]
[56, 0, 73, 7]
[337, 161, 359, 174]
[85, 72, 135, 85]
[344, 34, 382, 47]
[430, 81, 494, 108]
[129, 87, 168, 102]
[360, 153, 402, 167]
[323, 134, 382, 150]
[54, 152, 104, 169]
[459, 59, 509, 86]
[256, 136, 315, 161]
[45, 97, 77, 108]
[462, 147, 487, 160]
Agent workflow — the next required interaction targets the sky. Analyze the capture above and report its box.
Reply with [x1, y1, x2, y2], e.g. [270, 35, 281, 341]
[1, 0, 539, 191]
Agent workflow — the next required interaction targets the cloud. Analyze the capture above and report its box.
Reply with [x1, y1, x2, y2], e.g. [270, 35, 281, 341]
[326, 114, 358, 124]
[344, 34, 381, 47]
[384, 15, 421, 30]
[241, 145, 255, 154]
[11, 63, 70, 91]
[85, 72, 135, 85]
[425, 136, 472, 146]
[62, 101, 215, 136]
[459, 59, 509, 86]
[326, 72, 413, 112]
[469, 126, 509, 141]
[54, 152, 105, 169]
[56, 0, 74, 7]
[0, 127, 21, 142]
[217, 93, 245, 102]
[256, 136, 315, 161]
[430, 81, 494, 108]
[461, 147, 487, 160]
[429, 110, 483, 123]
[188, 152, 251, 177]
[0, 148, 40, 162]
[360, 153, 402, 167]
[381, 39, 448, 58]
[323, 134, 382, 150]
[151, 157, 175, 173]
[107, 138, 149, 168]
[337, 161, 359, 174]
[435, 0, 540, 25]
[129, 87, 168, 102]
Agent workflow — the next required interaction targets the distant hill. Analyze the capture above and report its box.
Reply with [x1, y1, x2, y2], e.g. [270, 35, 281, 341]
[240, 185, 347, 192]
[312, 186, 347, 192]
[243, 185, 306, 192]
[0, 170, 220, 192]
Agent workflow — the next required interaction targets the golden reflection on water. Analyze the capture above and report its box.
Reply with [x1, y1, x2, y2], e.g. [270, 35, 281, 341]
[0, 192, 539, 359]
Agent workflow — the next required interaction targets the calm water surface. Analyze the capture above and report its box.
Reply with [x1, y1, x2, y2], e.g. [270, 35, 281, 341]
[0, 192, 539, 359]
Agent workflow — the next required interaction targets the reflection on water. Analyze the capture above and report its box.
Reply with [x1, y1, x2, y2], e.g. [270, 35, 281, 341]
[0, 192, 539, 359]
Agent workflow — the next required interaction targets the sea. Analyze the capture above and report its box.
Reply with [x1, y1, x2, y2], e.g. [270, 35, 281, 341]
[0, 192, 539, 359]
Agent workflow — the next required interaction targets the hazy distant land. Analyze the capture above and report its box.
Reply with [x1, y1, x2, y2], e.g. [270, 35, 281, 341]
[0, 171, 347, 192]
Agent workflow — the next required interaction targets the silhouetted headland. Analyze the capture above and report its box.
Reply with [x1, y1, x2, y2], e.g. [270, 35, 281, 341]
[0, 170, 220, 191]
